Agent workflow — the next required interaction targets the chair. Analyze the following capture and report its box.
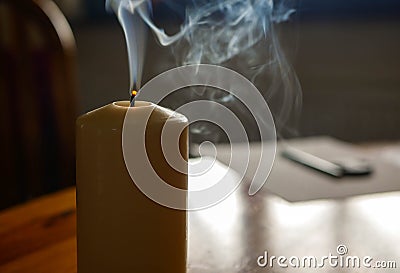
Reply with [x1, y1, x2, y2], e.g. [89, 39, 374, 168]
[0, 0, 77, 209]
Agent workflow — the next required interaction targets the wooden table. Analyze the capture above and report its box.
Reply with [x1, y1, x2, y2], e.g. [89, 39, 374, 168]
[1, 183, 399, 273]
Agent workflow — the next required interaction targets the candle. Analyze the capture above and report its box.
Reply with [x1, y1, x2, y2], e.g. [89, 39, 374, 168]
[76, 101, 188, 273]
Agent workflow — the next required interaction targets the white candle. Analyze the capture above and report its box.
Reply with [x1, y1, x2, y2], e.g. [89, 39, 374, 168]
[76, 101, 188, 273]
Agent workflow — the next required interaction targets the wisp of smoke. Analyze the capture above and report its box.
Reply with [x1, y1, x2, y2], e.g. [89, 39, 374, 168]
[107, 0, 302, 139]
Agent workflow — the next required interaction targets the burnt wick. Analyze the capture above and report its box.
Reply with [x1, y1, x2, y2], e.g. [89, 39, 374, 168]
[130, 90, 138, 107]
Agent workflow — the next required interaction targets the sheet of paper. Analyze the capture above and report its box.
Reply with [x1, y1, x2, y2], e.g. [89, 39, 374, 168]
[201, 137, 400, 202]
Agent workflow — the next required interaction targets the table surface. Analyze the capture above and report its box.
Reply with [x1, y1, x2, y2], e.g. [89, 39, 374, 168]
[1, 141, 400, 273]
[1, 187, 400, 273]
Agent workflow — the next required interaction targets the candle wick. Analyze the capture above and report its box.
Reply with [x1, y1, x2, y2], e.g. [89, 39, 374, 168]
[130, 89, 138, 107]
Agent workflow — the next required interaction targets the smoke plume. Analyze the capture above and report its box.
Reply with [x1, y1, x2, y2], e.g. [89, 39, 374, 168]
[107, 0, 302, 140]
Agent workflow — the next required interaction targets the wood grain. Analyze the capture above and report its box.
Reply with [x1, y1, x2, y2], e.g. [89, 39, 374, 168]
[0, 238, 76, 273]
[0, 188, 76, 272]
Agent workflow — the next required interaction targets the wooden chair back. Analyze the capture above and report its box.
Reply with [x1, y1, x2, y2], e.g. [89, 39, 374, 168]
[0, 0, 77, 209]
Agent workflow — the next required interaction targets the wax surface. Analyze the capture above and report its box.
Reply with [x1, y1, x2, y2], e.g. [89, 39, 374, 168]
[76, 101, 188, 273]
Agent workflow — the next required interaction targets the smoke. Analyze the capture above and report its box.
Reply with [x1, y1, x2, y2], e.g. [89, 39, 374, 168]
[107, 0, 302, 139]
[172, 0, 293, 65]
[106, 0, 150, 90]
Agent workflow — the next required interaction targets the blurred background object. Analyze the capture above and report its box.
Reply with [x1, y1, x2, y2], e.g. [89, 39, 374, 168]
[0, 0, 77, 209]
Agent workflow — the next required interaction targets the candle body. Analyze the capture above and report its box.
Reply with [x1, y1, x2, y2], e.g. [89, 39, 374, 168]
[76, 101, 188, 273]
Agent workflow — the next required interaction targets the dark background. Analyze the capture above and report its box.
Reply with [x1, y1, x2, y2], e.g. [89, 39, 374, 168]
[56, 0, 400, 142]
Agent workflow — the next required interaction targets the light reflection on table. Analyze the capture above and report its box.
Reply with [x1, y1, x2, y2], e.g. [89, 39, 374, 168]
[188, 182, 400, 272]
